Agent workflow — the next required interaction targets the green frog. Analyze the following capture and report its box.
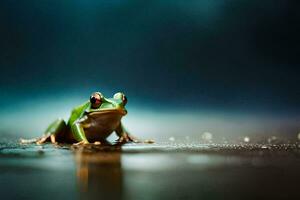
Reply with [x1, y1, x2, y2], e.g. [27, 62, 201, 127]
[21, 92, 139, 145]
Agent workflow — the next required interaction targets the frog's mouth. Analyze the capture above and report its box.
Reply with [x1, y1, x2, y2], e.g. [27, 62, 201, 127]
[87, 108, 127, 116]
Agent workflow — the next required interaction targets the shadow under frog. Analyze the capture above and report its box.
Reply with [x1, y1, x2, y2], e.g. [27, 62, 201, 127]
[73, 143, 123, 200]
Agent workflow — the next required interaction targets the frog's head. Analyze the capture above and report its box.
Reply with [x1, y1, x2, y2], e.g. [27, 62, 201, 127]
[87, 92, 128, 116]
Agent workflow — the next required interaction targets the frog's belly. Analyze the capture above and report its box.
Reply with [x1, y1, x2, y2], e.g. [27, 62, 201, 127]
[80, 112, 123, 141]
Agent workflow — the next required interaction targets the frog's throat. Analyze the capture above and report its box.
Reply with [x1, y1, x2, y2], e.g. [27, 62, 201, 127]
[87, 108, 127, 116]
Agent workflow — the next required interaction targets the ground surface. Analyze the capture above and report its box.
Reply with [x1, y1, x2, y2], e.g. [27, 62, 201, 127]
[0, 138, 300, 200]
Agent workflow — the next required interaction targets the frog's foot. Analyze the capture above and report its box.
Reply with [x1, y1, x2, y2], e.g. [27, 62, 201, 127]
[36, 136, 48, 145]
[117, 133, 139, 143]
[73, 140, 90, 146]
[35, 134, 58, 145]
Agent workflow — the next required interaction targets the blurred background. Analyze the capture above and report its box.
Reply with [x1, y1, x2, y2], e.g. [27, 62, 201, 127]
[0, 0, 299, 141]
[1, 1, 300, 200]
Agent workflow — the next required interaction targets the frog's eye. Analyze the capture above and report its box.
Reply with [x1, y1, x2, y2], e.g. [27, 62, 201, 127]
[113, 92, 127, 106]
[122, 95, 128, 106]
[90, 92, 103, 108]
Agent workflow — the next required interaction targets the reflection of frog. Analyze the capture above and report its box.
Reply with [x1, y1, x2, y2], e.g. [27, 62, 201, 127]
[74, 146, 122, 198]
[21, 92, 138, 145]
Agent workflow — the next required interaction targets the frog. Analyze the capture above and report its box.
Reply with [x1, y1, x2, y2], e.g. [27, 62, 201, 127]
[20, 92, 139, 145]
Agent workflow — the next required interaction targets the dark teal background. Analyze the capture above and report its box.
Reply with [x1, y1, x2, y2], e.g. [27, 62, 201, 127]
[0, 0, 299, 138]
[0, 3, 300, 200]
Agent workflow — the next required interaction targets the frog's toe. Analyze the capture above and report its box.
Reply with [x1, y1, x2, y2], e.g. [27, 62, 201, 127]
[36, 136, 49, 145]
[73, 140, 89, 146]
[117, 136, 127, 143]
[125, 134, 139, 142]
[50, 135, 57, 144]
[117, 134, 139, 143]
[128, 135, 140, 143]
[20, 138, 39, 144]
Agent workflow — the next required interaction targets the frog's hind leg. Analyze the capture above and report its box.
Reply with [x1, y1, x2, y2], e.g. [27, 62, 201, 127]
[21, 118, 67, 145]
[37, 118, 67, 144]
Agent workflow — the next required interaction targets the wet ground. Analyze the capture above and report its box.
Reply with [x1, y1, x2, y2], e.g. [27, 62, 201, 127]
[0, 138, 300, 200]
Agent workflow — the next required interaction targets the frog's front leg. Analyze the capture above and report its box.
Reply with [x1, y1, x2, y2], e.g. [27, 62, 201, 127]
[71, 121, 89, 145]
[116, 123, 138, 143]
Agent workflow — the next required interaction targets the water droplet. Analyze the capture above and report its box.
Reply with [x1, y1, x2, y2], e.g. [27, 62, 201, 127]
[202, 132, 213, 141]
[243, 136, 250, 143]
[169, 137, 175, 142]
[267, 136, 277, 143]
